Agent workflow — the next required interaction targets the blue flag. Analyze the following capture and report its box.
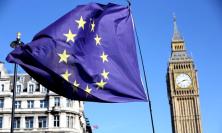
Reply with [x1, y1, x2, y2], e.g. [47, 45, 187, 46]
[6, 3, 147, 102]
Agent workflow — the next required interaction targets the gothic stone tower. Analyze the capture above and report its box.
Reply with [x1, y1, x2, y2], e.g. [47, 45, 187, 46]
[166, 16, 203, 133]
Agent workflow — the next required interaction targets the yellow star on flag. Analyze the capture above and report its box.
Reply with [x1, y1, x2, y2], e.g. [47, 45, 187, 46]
[61, 70, 71, 82]
[85, 85, 92, 94]
[91, 21, 95, 32]
[64, 29, 77, 43]
[94, 34, 101, 45]
[100, 52, 108, 63]
[96, 79, 107, 89]
[75, 16, 86, 30]
[73, 80, 80, 91]
[58, 50, 70, 63]
[73, 80, 80, 88]
[101, 69, 109, 80]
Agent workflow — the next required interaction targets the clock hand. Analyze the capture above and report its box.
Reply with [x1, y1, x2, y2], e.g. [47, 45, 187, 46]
[178, 79, 186, 84]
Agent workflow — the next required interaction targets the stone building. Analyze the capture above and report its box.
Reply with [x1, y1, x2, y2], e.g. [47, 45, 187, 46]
[166, 17, 203, 133]
[0, 61, 91, 133]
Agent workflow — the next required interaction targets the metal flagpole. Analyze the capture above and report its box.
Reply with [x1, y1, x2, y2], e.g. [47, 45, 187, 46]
[127, 1, 156, 133]
[10, 32, 24, 133]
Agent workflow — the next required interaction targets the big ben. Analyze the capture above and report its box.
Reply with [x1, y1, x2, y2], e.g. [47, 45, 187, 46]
[166, 16, 203, 133]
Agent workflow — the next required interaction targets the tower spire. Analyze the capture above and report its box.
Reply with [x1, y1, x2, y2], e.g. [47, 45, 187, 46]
[172, 14, 183, 41]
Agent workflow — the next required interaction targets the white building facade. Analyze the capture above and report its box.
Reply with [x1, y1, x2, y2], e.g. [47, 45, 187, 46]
[0, 61, 90, 133]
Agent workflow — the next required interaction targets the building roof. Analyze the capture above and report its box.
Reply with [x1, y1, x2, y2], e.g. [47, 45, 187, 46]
[9, 74, 40, 92]
[170, 16, 193, 63]
[172, 15, 183, 42]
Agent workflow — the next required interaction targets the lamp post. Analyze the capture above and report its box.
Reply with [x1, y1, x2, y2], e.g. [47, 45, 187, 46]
[10, 32, 24, 133]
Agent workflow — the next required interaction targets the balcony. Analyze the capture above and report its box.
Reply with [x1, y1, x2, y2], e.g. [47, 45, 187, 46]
[52, 106, 61, 113]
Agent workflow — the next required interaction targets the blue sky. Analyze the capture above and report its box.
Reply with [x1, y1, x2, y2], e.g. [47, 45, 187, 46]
[1, 0, 222, 133]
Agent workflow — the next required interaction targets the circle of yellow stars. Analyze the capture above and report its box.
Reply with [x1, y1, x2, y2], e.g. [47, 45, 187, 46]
[57, 16, 110, 97]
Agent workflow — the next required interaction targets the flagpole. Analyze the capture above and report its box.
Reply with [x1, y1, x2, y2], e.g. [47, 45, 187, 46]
[10, 32, 24, 133]
[127, 1, 156, 133]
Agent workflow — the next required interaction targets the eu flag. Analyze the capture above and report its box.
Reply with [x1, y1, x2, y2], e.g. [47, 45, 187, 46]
[6, 3, 147, 102]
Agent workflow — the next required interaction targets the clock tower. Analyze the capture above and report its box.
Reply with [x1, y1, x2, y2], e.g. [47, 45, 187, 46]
[166, 16, 203, 133]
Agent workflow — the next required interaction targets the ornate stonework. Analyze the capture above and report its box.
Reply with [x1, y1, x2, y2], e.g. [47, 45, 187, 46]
[166, 17, 203, 133]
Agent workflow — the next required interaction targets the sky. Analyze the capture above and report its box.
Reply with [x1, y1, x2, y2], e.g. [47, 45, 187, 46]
[0, 0, 222, 133]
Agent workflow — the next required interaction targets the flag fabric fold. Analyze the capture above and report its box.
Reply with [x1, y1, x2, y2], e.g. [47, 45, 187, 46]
[6, 3, 147, 102]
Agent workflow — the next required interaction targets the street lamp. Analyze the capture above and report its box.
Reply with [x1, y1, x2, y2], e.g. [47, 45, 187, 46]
[10, 32, 24, 133]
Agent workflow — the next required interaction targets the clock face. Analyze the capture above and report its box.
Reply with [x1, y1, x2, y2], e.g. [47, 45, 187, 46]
[175, 73, 192, 88]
